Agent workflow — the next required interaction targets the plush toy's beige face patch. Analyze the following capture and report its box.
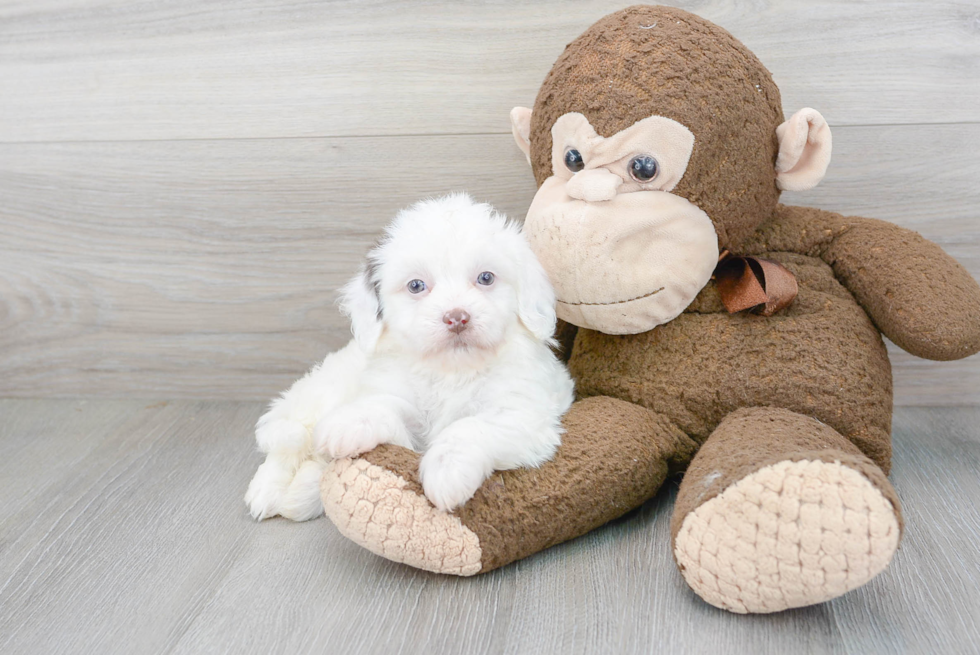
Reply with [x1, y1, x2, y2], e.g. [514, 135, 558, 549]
[521, 112, 719, 335]
[549, 113, 696, 197]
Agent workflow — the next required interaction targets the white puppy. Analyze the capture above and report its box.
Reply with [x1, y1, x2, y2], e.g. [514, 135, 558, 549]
[245, 193, 575, 520]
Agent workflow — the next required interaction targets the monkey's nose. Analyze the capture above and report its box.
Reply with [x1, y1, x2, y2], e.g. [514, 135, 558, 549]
[443, 309, 470, 334]
[565, 168, 622, 202]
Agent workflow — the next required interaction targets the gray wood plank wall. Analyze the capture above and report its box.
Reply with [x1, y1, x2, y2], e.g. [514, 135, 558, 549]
[2, 0, 979, 402]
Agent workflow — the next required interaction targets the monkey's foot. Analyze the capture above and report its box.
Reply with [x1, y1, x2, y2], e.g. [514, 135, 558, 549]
[321, 396, 696, 576]
[321, 451, 483, 576]
[674, 458, 901, 613]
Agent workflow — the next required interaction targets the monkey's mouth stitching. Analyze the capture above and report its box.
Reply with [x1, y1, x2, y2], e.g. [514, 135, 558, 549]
[556, 286, 664, 307]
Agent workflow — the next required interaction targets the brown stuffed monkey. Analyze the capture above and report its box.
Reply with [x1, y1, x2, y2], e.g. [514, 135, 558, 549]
[321, 5, 980, 613]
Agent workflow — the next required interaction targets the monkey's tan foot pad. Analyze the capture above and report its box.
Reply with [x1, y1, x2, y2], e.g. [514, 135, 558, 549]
[321, 456, 483, 576]
[674, 459, 900, 613]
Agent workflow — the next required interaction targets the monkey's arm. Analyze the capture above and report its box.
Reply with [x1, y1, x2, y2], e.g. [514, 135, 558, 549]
[749, 204, 980, 361]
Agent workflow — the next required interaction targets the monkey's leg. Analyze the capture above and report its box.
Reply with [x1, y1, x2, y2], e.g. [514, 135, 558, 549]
[320, 396, 697, 575]
[672, 407, 902, 614]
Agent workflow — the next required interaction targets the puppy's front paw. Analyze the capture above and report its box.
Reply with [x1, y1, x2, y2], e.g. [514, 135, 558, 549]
[314, 406, 408, 459]
[245, 459, 292, 520]
[419, 442, 491, 512]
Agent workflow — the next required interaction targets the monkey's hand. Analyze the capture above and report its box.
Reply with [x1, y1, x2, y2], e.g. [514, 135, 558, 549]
[821, 214, 980, 360]
[752, 205, 980, 361]
[823, 218, 980, 360]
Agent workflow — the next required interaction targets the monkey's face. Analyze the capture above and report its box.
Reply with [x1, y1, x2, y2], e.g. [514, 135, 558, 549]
[521, 112, 719, 335]
[510, 6, 833, 335]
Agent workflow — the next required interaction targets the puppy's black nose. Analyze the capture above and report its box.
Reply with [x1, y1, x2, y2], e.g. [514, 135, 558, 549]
[443, 309, 470, 334]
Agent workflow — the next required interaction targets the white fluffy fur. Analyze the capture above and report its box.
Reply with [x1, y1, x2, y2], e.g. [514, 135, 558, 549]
[245, 193, 575, 519]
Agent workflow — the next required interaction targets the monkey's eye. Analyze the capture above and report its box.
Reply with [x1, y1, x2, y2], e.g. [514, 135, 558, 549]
[476, 271, 495, 286]
[628, 155, 660, 182]
[407, 279, 427, 294]
[564, 149, 585, 173]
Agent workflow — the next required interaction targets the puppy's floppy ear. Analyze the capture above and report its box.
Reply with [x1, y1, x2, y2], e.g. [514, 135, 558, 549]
[339, 259, 384, 353]
[516, 238, 558, 342]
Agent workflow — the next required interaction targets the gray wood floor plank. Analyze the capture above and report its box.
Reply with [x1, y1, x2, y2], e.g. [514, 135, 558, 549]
[168, 526, 516, 655]
[1, 401, 978, 654]
[1, 1, 978, 143]
[836, 407, 980, 653]
[0, 400, 265, 654]
[1, 124, 978, 403]
[0, 400, 128, 525]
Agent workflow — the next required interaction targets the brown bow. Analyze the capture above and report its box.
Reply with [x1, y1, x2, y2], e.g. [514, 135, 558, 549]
[714, 250, 798, 316]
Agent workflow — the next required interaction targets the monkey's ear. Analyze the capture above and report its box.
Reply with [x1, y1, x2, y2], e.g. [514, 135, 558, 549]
[339, 265, 384, 353]
[510, 107, 533, 165]
[775, 108, 832, 191]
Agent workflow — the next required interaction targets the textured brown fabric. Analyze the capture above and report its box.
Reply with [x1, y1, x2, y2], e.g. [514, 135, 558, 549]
[456, 396, 696, 572]
[364, 397, 699, 573]
[743, 205, 980, 361]
[529, 5, 784, 250]
[569, 251, 895, 472]
[669, 406, 904, 551]
[362, 444, 425, 496]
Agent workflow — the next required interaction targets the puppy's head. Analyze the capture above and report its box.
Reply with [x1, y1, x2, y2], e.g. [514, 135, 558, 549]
[340, 193, 557, 356]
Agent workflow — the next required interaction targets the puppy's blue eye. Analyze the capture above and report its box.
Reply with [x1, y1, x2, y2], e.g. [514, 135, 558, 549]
[564, 149, 584, 173]
[476, 271, 495, 286]
[407, 279, 426, 294]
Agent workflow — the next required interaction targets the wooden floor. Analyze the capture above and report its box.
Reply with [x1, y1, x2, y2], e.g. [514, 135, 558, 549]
[0, 400, 977, 654]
